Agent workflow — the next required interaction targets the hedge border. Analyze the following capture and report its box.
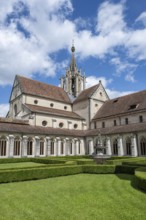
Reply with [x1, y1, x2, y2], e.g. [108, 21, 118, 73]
[135, 167, 146, 192]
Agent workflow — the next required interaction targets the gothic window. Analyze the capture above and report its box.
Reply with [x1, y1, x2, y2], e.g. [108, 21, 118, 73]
[94, 121, 97, 129]
[51, 141, 54, 155]
[114, 120, 117, 126]
[0, 137, 7, 156]
[40, 139, 44, 155]
[102, 122, 105, 128]
[14, 137, 20, 156]
[27, 138, 33, 155]
[126, 138, 132, 155]
[140, 137, 146, 155]
[113, 139, 118, 155]
[14, 104, 17, 116]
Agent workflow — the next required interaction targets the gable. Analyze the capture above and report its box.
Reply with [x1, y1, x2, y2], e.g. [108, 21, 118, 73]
[91, 83, 109, 102]
[9, 77, 22, 101]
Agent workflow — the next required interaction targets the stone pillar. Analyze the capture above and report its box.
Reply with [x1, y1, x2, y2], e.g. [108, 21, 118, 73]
[32, 138, 35, 157]
[106, 137, 112, 156]
[72, 140, 75, 156]
[9, 135, 14, 158]
[118, 136, 124, 156]
[54, 138, 57, 156]
[35, 136, 40, 157]
[22, 136, 28, 157]
[131, 135, 138, 157]
[89, 139, 94, 155]
[46, 137, 51, 156]
[56, 137, 61, 156]
[80, 139, 85, 155]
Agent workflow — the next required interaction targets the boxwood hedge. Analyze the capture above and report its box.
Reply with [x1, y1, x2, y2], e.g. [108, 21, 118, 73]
[135, 167, 146, 191]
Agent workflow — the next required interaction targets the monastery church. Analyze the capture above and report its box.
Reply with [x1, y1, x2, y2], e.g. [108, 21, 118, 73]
[0, 45, 146, 158]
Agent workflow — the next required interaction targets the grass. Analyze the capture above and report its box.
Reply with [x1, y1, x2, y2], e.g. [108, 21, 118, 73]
[0, 174, 146, 220]
[0, 162, 47, 170]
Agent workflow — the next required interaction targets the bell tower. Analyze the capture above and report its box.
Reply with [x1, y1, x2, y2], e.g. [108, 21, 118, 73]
[61, 44, 86, 98]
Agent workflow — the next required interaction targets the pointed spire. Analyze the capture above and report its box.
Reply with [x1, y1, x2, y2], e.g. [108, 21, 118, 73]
[70, 41, 77, 72]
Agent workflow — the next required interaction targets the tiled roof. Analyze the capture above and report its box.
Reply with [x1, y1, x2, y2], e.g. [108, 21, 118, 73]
[0, 117, 29, 125]
[93, 90, 146, 120]
[0, 122, 85, 137]
[17, 75, 71, 104]
[86, 122, 146, 136]
[25, 104, 83, 120]
[74, 84, 100, 104]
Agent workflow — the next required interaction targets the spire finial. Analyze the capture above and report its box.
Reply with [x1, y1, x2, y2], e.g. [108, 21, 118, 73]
[71, 39, 75, 53]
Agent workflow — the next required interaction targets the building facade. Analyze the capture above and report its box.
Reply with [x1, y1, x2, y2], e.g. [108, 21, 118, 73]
[0, 46, 146, 158]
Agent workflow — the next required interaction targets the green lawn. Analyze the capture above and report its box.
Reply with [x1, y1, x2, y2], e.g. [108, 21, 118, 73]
[0, 174, 146, 220]
[0, 162, 46, 170]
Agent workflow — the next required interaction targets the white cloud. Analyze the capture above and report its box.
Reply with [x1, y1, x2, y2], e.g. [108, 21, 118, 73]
[136, 12, 146, 26]
[0, 104, 9, 117]
[86, 75, 134, 99]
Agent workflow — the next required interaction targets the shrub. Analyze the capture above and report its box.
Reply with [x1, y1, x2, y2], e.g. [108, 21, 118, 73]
[135, 167, 146, 191]
[115, 165, 138, 174]
[0, 165, 83, 183]
[31, 158, 66, 164]
[76, 159, 95, 165]
[65, 161, 77, 165]
[0, 158, 32, 164]
[83, 165, 116, 174]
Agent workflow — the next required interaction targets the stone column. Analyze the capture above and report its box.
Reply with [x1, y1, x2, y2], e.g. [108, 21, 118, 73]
[46, 137, 51, 156]
[118, 136, 124, 156]
[22, 136, 28, 157]
[89, 139, 94, 155]
[80, 139, 85, 155]
[44, 138, 47, 157]
[9, 135, 14, 158]
[32, 138, 35, 157]
[72, 140, 75, 156]
[106, 137, 112, 156]
[131, 135, 138, 157]
[35, 136, 40, 157]
[56, 137, 61, 156]
[54, 138, 57, 156]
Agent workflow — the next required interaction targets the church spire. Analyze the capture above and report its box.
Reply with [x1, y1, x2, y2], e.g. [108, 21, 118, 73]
[61, 43, 86, 98]
[70, 43, 77, 72]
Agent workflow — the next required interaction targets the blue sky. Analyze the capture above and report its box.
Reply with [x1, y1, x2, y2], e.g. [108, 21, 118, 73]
[0, 0, 146, 116]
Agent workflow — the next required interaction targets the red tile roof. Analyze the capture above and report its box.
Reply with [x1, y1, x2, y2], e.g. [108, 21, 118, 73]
[74, 84, 100, 103]
[0, 122, 85, 137]
[25, 104, 84, 120]
[17, 75, 71, 104]
[93, 90, 146, 120]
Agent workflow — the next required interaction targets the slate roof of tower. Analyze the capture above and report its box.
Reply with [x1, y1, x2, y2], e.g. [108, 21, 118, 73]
[25, 104, 84, 120]
[74, 84, 100, 103]
[93, 90, 146, 120]
[16, 75, 71, 104]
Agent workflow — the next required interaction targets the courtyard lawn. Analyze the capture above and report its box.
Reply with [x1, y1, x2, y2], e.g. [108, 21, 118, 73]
[0, 174, 146, 220]
[0, 162, 47, 170]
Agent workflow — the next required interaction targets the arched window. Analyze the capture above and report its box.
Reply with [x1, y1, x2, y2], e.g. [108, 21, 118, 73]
[61, 141, 64, 154]
[0, 137, 7, 156]
[40, 139, 44, 155]
[140, 137, 146, 155]
[27, 138, 33, 155]
[14, 137, 20, 156]
[126, 138, 131, 155]
[113, 139, 118, 155]
[50, 140, 54, 155]
[14, 104, 17, 116]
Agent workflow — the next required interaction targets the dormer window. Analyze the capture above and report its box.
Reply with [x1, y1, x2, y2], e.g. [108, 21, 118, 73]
[113, 99, 118, 103]
[129, 104, 137, 110]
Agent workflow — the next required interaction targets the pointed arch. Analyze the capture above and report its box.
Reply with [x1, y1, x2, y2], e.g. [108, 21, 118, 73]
[14, 137, 21, 156]
[0, 136, 7, 156]
[126, 137, 132, 155]
[140, 137, 146, 155]
[40, 138, 44, 155]
[113, 139, 118, 155]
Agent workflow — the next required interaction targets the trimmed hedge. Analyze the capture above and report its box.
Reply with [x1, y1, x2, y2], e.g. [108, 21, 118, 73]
[31, 158, 66, 164]
[0, 165, 83, 183]
[83, 165, 116, 174]
[76, 159, 95, 165]
[106, 157, 146, 165]
[135, 167, 146, 191]
[0, 158, 32, 164]
[115, 165, 138, 174]
[0, 165, 116, 183]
